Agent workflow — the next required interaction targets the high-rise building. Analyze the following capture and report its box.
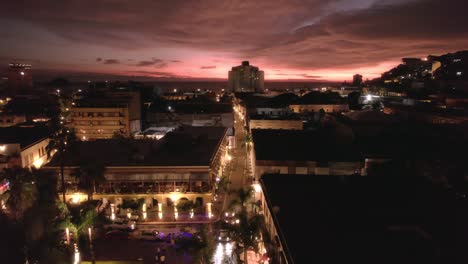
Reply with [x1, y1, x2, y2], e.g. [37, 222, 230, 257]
[228, 61, 264, 93]
[6, 63, 33, 95]
[352, 74, 363, 87]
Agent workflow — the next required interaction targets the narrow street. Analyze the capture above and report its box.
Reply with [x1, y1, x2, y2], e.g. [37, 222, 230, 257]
[223, 104, 249, 212]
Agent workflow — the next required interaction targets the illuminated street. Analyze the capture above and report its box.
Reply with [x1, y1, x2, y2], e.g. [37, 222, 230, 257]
[213, 242, 236, 264]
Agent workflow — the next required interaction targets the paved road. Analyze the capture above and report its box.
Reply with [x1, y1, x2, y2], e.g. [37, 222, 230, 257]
[83, 239, 190, 264]
[222, 106, 249, 213]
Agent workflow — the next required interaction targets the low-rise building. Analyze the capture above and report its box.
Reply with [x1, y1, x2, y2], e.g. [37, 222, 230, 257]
[70, 91, 141, 140]
[0, 113, 26, 127]
[147, 103, 235, 147]
[289, 104, 349, 113]
[0, 123, 50, 169]
[44, 126, 229, 209]
[147, 103, 233, 128]
[251, 129, 364, 179]
[258, 174, 456, 263]
[249, 114, 303, 131]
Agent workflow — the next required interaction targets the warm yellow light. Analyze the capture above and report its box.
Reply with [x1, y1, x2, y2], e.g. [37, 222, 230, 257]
[71, 193, 86, 204]
[33, 158, 43, 169]
[0, 145, 5, 152]
[143, 212, 147, 220]
[65, 228, 70, 244]
[73, 244, 80, 264]
[169, 193, 181, 202]
[207, 202, 212, 218]
[252, 183, 262, 193]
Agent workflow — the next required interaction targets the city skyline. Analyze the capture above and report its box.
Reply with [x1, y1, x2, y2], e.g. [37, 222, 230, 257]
[1, 0, 468, 81]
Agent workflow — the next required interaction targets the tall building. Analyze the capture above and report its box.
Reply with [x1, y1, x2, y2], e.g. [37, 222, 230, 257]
[352, 74, 363, 87]
[228, 61, 264, 93]
[6, 63, 33, 95]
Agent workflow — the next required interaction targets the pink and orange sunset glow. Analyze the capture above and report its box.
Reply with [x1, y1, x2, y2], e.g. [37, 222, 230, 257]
[1, 0, 468, 81]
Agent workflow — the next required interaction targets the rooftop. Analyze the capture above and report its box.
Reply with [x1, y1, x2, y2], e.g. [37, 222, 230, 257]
[249, 113, 301, 120]
[261, 174, 464, 263]
[252, 129, 361, 162]
[150, 102, 232, 114]
[47, 126, 227, 167]
[0, 122, 50, 149]
[73, 92, 138, 108]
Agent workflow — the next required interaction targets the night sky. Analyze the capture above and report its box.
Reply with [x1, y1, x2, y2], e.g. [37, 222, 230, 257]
[1, 0, 467, 81]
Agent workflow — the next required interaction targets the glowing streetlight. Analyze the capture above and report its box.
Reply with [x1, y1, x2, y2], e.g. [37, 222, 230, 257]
[127, 209, 131, 219]
[65, 228, 70, 244]
[190, 208, 194, 219]
[73, 243, 80, 264]
[88, 227, 92, 241]
[207, 202, 212, 218]
[158, 203, 163, 219]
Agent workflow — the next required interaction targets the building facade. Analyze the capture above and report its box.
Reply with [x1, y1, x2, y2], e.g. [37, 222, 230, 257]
[70, 92, 141, 140]
[44, 127, 230, 212]
[249, 118, 303, 131]
[0, 114, 26, 127]
[289, 104, 350, 113]
[228, 61, 264, 93]
[0, 123, 50, 169]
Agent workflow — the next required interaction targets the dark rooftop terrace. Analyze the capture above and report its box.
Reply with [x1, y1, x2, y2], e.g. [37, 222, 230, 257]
[252, 129, 362, 162]
[261, 174, 468, 264]
[0, 122, 50, 149]
[47, 126, 227, 167]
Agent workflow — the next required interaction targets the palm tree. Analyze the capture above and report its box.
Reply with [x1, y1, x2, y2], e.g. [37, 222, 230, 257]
[227, 187, 263, 264]
[46, 127, 76, 202]
[232, 212, 263, 264]
[0, 167, 38, 221]
[72, 161, 105, 201]
[228, 187, 254, 213]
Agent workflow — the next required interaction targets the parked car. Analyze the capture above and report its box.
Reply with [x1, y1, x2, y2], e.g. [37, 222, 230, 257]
[105, 230, 129, 240]
[140, 230, 162, 241]
[104, 218, 136, 231]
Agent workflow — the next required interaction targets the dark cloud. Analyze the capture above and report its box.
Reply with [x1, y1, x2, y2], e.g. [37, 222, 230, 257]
[200, 66, 216, 69]
[96, 57, 102, 62]
[1, 0, 468, 74]
[127, 70, 189, 79]
[136, 60, 157, 67]
[103, 59, 119, 64]
[171, 60, 182, 63]
[275, 73, 322, 79]
[135, 58, 167, 68]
